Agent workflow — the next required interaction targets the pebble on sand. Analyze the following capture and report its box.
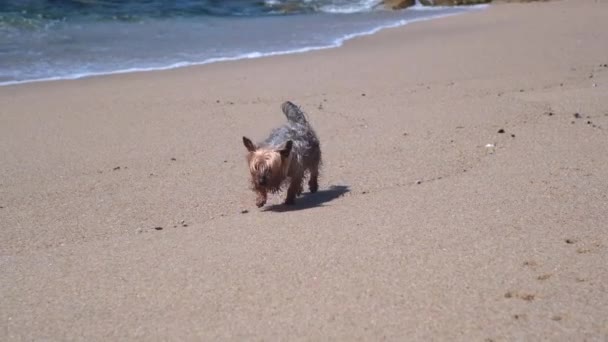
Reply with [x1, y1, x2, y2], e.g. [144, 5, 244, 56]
[154, 227, 163, 231]
[498, 129, 505, 134]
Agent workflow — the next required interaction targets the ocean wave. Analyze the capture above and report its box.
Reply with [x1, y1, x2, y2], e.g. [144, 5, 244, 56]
[0, 0, 387, 22]
[0, 0, 454, 24]
[0, 6, 487, 87]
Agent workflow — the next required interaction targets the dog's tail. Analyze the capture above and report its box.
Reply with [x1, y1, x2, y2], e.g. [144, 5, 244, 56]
[281, 101, 309, 125]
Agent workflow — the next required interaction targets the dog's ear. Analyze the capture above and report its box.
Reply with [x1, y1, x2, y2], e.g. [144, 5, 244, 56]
[243, 136, 256, 152]
[278, 140, 293, 159]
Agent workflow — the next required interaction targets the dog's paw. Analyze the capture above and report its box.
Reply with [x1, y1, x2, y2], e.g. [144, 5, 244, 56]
[256, 198, 266, 208]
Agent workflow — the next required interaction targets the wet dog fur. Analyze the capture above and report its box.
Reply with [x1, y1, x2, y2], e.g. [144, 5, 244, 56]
[242, 101, 321, 207]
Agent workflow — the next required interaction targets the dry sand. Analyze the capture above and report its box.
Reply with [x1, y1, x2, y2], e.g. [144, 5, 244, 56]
[1, 0, 608, 340]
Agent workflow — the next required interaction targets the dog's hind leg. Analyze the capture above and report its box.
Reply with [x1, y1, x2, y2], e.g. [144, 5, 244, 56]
[308, 160, 319, 194]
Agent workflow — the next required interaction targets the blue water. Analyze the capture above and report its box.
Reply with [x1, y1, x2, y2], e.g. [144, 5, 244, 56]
[0, 1, 487, 86]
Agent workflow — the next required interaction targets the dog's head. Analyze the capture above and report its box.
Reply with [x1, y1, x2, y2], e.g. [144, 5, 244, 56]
[243, 137, 292, 191]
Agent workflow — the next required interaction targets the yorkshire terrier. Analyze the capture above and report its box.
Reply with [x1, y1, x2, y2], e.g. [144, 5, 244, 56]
[242, 101, 321, 207]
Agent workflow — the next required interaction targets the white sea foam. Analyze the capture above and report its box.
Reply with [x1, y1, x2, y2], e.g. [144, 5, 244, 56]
[318, 0, 382, 13]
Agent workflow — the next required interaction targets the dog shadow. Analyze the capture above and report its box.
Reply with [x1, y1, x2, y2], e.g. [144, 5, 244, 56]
[263, 185, 350, 212]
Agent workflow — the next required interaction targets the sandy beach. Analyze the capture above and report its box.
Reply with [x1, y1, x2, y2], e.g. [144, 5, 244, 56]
[2, 0, 608, 340]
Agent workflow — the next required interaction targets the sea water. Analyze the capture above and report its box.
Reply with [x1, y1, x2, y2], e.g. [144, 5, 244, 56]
[0, 0, 486, 86]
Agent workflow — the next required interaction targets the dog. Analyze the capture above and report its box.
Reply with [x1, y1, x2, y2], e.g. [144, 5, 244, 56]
[242, 101, 321, 207]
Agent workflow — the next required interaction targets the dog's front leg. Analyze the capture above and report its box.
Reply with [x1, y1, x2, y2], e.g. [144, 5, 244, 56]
[255, 189, 267, 208]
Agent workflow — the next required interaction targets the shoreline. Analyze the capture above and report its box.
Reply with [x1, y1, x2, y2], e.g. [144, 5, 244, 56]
[0, 5, 488, 88]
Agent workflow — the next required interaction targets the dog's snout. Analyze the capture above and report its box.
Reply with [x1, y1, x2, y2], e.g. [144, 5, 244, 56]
[258, 175, 267, 186]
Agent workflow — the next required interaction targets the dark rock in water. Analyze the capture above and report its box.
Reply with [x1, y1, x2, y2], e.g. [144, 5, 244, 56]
[272, 2, 302, 13]
[419, 0, 491, 5]
[381, 0, 415, 9]
[498, 129, 505, 134]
